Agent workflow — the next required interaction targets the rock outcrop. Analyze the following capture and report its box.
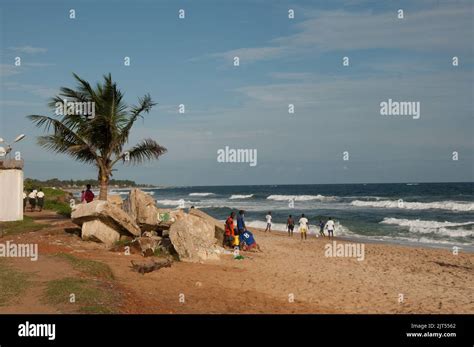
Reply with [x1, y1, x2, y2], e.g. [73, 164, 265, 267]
[169, 211, 224, 262]
[71, 200, 141, 247]
[125, 188, 159, 230]
[189, 208, 225, 245]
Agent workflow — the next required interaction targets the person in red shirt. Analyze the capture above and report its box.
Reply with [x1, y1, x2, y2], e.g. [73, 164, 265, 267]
[224, 211, 235, 248]
[83, 184, 95, 203]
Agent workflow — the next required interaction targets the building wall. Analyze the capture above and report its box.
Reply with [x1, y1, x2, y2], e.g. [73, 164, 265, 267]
[0, 169, 23, 221]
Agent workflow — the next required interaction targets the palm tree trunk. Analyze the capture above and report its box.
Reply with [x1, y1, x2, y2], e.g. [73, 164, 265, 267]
[98, 172, 109, 201]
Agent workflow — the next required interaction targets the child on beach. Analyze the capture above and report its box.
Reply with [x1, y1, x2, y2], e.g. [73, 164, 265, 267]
[325, 218, 335, 239]
[224, 212, 236, 248]
[319, 220, 325, 238]
[265, 211, 272, 232]
[299, 214, 309, 240]
[287, 215, 295, 237]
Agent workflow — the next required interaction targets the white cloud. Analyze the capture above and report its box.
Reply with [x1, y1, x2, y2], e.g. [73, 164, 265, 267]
[205, 4, 472, 65]
[3, 82, 57, 99]
[9, 46, 47, 54]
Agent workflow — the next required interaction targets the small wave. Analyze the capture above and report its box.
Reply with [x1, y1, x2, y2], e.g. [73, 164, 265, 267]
[156, 199, 190, 206]
[380, 218, 474, 237]
[351, 200, 474, 212]
[266, 194, 335, 202]
[229, 194, 254, 199]
[189, 192, 214, 196]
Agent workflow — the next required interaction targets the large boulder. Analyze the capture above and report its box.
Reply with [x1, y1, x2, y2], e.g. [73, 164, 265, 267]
[124, 188, 159, 231]
[189, 208, 225, 244]
[169, 212, 224, 263]
[72, 200, 141, 246]
[107, 194, 124, 208]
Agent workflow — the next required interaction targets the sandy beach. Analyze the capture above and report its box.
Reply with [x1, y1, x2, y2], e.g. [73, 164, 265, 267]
[1, 210, 472, 314]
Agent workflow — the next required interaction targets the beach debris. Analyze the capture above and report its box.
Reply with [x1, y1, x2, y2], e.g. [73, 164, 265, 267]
[169, 211, 225, 262]
[130, 259, 172, 274]
[71, 200, 141, 247]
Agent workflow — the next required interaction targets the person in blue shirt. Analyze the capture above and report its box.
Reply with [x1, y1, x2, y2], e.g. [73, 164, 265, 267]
[319, 220, 326, 238]
[236, 210, 246, 236]
[239, 229, 262, 252]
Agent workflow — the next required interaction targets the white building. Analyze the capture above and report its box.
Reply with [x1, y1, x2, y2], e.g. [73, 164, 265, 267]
[0, 159, 24, 221]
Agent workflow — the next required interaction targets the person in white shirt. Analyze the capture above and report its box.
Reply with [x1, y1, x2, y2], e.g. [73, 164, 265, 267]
[325, 217, 335, 239]
[264, 212, 272, 232]
[28, 189, 37, 212]
[37, 189, 45, 212]
[298, 213, 309, 240]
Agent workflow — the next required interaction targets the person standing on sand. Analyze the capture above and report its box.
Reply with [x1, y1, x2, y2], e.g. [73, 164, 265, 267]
[319, 220, 326, 238]
[236, 210, 246, 236]
[287, 215, 295, 237]
[224, 211, 236, 248]
[36, 189, 45, 212]
[83, 184, 95, 203]
[325, 217, 335, 239]
[28, 189, 37, 212]
[299, 213, 309, 240]
[265, 211, 272, 232]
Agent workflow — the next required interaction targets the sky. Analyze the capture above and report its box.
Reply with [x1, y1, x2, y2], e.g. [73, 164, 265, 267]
[0, 0, 473, 186]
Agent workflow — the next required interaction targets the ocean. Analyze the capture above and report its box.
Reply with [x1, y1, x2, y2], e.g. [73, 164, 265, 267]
[108, 182, 474, 252]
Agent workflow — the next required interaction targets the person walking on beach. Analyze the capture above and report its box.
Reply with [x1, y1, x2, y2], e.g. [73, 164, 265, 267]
[265, 211, 272, 232]
[287, 215, 295, 237]
[236, 210, 246, 236]
[224, 211, 236, 248]
[319, 219, 326, 238]
[83, 184, 95, 203]
[28, 189, 37, 212]
[36, 189, 45, 212]
[299, 213, 309, 240]
[325, 217, 335, 239]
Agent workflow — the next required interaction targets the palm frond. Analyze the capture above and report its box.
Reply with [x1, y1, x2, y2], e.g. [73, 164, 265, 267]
[121, 138, 167, 165]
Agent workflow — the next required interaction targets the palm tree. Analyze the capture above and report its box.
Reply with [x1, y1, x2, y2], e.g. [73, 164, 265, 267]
[28, 73, 166, 201]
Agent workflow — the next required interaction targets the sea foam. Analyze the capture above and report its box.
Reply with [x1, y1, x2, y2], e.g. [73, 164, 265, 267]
[351, 200, 474, 212]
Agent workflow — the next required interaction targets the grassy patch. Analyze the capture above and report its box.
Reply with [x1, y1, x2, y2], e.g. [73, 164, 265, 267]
[42, 188, 72, 217]
[114, 239, 132, 247]
[0, 216, 49, 236]
[0, 260, 31, 306]
[43, 277, 117, 313]
[54, 253, 114, 280]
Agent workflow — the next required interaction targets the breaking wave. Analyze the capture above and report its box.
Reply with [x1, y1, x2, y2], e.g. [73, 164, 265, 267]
[351, 200, 474, 212]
